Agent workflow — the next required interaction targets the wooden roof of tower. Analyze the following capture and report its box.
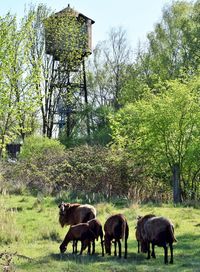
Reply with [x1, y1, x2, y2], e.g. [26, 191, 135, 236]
[55, 4, 95, 24]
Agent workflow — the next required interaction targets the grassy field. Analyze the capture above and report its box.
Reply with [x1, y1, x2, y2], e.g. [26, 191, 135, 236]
[0, 194, 200, 272]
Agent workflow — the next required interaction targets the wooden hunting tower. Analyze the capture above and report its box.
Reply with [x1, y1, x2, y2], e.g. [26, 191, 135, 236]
[44, 5, 95, 138]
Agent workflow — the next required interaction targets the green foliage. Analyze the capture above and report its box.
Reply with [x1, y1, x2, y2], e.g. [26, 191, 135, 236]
[59, 105, 113, 147]
[89, 105, 113, 145]
[121, 1, 200, 106]
[0, 12, 43, 156]
[55, 145, 125, 201]
[145, 1, 200, 82]
[1, 142, 172, 202]
[119, 67, 151, 106]
[12, 136, 66, 195]
[44, 8, 88, 64]
[110, 77, 200, 200]
[19, 135, 65, 161]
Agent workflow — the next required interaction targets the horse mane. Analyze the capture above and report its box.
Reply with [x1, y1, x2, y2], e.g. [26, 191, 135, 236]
[138, 214, 156, 224]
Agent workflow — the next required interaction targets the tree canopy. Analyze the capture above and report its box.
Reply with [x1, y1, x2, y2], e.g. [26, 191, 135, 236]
[0, 1, 200, 202]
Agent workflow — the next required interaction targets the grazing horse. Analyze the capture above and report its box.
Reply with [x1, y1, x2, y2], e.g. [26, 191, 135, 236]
[104, 214, 129, 259]
[60, 223, 96, 255]
[58, 202, 96, 253]
[136, 215, 177, 264]
[58, 202, 96, 227]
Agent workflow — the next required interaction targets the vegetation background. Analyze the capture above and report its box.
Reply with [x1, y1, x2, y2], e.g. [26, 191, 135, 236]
[0, 0, 200, 271]
[0, 0, 199, 203]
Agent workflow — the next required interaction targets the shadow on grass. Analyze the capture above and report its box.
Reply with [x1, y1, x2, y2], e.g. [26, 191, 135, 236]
[16, 250, 196, 272]
[17, 251, 141, 268]
[16, 232, 200, 271]
[49, 252, 140, 263]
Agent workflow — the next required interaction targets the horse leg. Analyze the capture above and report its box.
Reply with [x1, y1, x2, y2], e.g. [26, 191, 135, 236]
[169, 243, 173, 264]
[164, 245, 168, 264]
[147, 242, 151, 260]
[124, 238, 128, 259]
[118, 240, 121, 258]
[114, 240, 117, 256]
[101, 237, 104, 257]
[87, 241, 91, 255]
[79, 241, 84, 255]
[91, 241, 95, 255]
[72, 240, 77, 254]
[151, 243, 156, 258]
[137, 241, 140, 253]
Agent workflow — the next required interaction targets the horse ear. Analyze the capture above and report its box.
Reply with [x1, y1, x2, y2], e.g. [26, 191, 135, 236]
[58, 201, 65, 208]
[64, 203, 70, 208]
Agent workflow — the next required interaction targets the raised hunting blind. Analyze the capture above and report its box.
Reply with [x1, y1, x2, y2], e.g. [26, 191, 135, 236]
[44, 5, 95, 138]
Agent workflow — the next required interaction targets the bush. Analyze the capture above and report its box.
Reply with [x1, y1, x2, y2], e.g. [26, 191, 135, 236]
[6, 136, 67, 195]
[19, 135, 65, 161]
[1, 136, 173, 202]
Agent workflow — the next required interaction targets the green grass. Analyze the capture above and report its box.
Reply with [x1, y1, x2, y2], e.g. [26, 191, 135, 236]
[0, 194, 200, 272]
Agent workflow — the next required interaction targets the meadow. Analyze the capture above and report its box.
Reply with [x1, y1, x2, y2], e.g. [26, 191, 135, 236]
[0, 194, 200, 272]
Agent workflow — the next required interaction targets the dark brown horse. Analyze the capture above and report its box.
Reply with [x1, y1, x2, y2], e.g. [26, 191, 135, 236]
[58, 202, 96, 227]
[136, 215, 177, 264]
[104, 214, 129, 259]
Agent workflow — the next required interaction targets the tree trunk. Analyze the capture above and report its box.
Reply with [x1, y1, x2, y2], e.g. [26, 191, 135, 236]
[83, 59, 90, 140]
[66, 113, 71, 138]
[172, 163, 181, 203]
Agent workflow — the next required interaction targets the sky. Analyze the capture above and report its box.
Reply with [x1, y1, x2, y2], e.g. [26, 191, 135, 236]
[0, 0, 191, 51]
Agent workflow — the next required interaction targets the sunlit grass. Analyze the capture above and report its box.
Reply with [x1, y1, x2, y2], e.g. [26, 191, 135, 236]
[0, 194, 200, 271]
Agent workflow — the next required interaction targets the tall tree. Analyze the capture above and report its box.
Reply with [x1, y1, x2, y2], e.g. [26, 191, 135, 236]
[88, 27, 132, 108]
[154, 2, 198, 75]
[121, 0, 200, 107]
[0, 13, 41, 157]
[110, 76, 200, 202]
[142, 1, 199, 83]
[84, 27, 132, 145]
[101, 26, 132, 109]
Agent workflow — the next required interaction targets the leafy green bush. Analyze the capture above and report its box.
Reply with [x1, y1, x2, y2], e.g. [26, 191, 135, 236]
[19, 135, 65, 161]
[7, 136, 67, 195]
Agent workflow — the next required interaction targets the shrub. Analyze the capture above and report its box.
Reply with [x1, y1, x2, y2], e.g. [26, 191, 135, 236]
[19, 135, 65, 161]
[4, 136, 67, 195]
[1, 136, 173, 202]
